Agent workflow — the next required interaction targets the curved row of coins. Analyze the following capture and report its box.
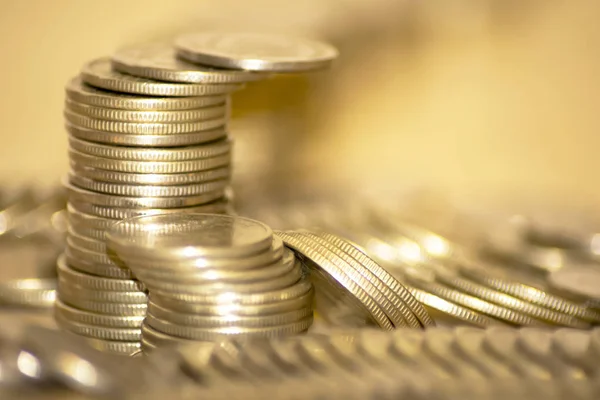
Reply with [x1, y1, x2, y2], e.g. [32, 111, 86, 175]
[249, 200, 600, 329]
[104, 214, 315, 352]
[169, 326, 600, 400]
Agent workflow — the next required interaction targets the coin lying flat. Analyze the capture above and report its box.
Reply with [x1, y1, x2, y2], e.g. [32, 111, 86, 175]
[112, 43, 268, 83]
[107, 213, 273, 260]
[176, 32, 339, 72]
[65, 98, 228, 123]
[65, 77, 227, 110]
[55, 299, 144, 328]
[67, 123, 228, 147]
[68, 136, 232, 162]
[0, 278, 56, 308]
[81, 58, 243, 96]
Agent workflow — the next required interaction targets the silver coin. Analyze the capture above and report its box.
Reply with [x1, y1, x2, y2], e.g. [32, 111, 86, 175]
[55, 311, 142, 341]
[70, 163, 231, 186]
[107, 213, 273, 260]
[68, 148, 231, 174]
[68, 135, 231, 161]
[175, 32, 338, 72]
[55, 299, 144, 328]
[81, 58, 243, 96]
[111, 42, 268, 83]
[64, 109, 226, 134]
[68, 205, 118, 230]
[64, 250, 135, 279]
[67, 199, 230, 220]
[66, 122, 227, 147]
[65, 76, 227, 110]
[69, 173, 229, 198]
[65, 98, 228, 123]
[65, 182, 226, 208]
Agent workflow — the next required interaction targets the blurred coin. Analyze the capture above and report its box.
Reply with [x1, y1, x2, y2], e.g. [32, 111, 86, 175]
[0, 278, 56, 308]
[65, 98, 227, 123]
[176, 32, 338, 72]
[548, 265, 600, 310]
[58, 293, 147, 316]
[57, 281, 147, 304]
[55, 311, 141, 341]
[107, 213, 273, 260]
[112, 43, 268, 83]
[81, 58, 242, 96]
[65, 76, 227, 109]
[86, 337, 141, 356]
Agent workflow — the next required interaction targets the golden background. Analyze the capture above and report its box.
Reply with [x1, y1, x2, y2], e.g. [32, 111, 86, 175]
[1, 0, 599, 213]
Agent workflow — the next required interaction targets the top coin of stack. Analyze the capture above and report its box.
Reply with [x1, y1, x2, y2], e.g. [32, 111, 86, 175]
[106, 213, 314, 353]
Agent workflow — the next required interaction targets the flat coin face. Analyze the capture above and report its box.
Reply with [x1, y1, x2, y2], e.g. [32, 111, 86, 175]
[176, 32, 338, 72]
[112, 43, 269, 83]
[107, 213, 273, 259]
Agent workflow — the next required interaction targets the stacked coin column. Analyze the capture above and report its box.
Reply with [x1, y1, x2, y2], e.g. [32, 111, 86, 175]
[57, 54, 245, 354]
[106, 214, 314, 353]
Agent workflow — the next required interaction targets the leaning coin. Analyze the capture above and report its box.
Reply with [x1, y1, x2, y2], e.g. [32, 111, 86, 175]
[65, 98, 227, 123]
[57, 255, 141, 292]
[314, 231, 433, 328]
[69, 174, 229, 198]
[276, 231, 393, 330]
[68, 135, 231, 162]
[67, 229, 106, 253]
[67, 123, 227, 147]
[70, 163, 231, 186]
[65, 77, 226, 110]
[112, 43, 268, 83]
[64, 109, 226, 135]
[65, 182, 226, 209]
[64, 251, 134, 279]
[68, 205, 118, 230]
[291, 231, 414, 329]
[176, 32, 338, 72]
[0, 278, 56, 308]
[58, 293, 147, 316]
[68, 149, 231, 174]
[107, 213, 273, 260]
[57, 281, 147, 304]
[55, 299, 144, 328]
[81, 58, 242, 96]
[55, 312, 142, 341]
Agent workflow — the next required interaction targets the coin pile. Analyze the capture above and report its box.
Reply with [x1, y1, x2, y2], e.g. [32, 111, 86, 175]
[105, 213, 314, 352]
[55, 32, 338, 350]
[274, 230, 434, 330]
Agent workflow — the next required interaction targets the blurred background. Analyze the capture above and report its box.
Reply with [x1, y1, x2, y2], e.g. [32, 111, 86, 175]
[1, 0, 600, 213]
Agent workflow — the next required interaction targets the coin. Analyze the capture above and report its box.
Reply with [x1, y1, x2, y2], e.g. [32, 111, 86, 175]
[68, 149, 231, 174]
[81, 58, 243, 96]
[112, 43, 268, 83]
[65, 109, 227, 134]
[68, 135, 231, 162]
[548, 265, 600, 309]
[86, 337, 141, 356]
[55, 311, 142, 341]
[57, 255, 140, 292]
[55, 299, 144, 328]
[176, 32, 338, 72]
[107, 213, 273, 260]
[65, 98, 228, 123]
[67, 122, 227, 147]
[65, 77, 227, 110]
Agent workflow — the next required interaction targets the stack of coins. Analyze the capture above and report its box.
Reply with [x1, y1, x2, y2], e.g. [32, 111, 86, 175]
[105, 213, 314, 352]
[275, 230, 435, 330]
[55, 32, 338, 351]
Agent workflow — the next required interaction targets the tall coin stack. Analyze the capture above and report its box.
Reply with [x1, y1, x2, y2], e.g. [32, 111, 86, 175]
[105, 214, 314, 353]
[57, 41, 270, 354]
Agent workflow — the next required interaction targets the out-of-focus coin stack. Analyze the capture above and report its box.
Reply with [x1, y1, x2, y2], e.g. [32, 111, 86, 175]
[247, 200, 600, 329]
[105, 213, 314, 353]
[275, 230, 435, 330]
[55, 32, 338, 353]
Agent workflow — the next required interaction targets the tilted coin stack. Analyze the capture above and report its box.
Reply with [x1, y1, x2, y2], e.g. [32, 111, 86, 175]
[106, 214, 314, 353]
[275, 230, 435, 330]
[57, 42, 270, 354]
